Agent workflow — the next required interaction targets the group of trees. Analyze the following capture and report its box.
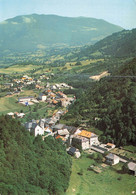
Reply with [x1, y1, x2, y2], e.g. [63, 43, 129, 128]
[62, 58, 136, 146]
[0, 115, 71, 195]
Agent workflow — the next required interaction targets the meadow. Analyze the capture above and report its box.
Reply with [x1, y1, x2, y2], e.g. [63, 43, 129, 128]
[66, 154, 136, 195]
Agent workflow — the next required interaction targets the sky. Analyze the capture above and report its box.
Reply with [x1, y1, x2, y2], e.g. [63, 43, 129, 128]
[0, 0, 136, 29]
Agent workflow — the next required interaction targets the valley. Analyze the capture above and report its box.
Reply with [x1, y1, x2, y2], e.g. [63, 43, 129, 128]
[0, 15, 136, 195]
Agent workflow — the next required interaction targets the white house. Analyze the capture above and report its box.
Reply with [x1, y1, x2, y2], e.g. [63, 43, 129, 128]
[105, 153, 120, 165]
[34, 125, 44, 137]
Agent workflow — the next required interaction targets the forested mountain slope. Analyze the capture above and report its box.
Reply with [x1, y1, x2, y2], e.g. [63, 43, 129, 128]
[78, 28, 136, 59]
[0, 14, 123, 53]
[0, 115, 71, 195]
[63, 58, 136, 146]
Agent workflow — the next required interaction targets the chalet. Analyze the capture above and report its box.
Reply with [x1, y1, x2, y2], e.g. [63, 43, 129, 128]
[128, 162, 136, 176]
[105, 153, 119, 165]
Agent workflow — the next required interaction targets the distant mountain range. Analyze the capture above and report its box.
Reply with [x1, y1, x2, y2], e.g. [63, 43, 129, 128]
[0, 14, 123, 53]
[79, 28, 136, 58]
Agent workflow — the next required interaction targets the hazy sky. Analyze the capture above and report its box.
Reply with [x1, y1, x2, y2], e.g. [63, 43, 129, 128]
[0, 0, 136, 29]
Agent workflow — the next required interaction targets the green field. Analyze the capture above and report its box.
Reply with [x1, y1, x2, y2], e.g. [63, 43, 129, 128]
[0, 64, 42, 74]
[66, 154, 136, 195]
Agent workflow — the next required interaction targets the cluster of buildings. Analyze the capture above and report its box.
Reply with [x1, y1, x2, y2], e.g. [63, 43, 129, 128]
[38, 89, 75, 107]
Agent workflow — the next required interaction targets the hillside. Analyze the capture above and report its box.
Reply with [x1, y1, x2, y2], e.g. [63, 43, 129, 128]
[62, 58, 136, 146]
[77, 28, 136, 59]
[0, 14, 123, 53]
[0, 115, 71, 194]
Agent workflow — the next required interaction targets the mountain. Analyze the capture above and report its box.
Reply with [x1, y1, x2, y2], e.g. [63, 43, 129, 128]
[0, 14, 123, 53]
[79, 28, 136, 58]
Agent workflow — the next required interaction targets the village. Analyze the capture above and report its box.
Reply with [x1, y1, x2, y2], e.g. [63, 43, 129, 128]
[1, 72, 136, 180]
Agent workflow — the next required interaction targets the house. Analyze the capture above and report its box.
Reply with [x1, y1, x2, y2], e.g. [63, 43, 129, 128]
[15, 112, 25, 118]
[34, 125, 44, 137]
[128, 162, 136, 176]
[72, 135, 90, 150]
[7, 112, 14, 117]
[53, 124, 65, 131]
[38, 93, 47, 101]
[67, 147, 77, 156]
[24, 121, 37, 132]
[106, 143, 116, 150]
[105, 153, 120, 165]
[67, 147, 81, 158]
[45, 127, 53, 135]
[78, 130, 99, 146]
[57, 129, 69, 136]
[71, 130, 99, 150]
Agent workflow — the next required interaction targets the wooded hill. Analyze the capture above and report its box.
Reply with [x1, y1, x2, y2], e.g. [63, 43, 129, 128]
[63, 58, 136, 146]
[76, 28, 136, 59]
[0, 115, 71, 195]
[0, 14, 123, 53]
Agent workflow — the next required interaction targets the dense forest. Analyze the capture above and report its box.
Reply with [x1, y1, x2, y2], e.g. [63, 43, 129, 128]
[63, 58, 136, 146]
[0, 115, 71, 195]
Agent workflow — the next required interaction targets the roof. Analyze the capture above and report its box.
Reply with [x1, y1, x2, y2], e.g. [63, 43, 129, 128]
[68, 147, 76, 155]
[52, 100, 58, 104]
[58, 129, 69, 136]
[106, 153, 119, 160]
[19, 96, 34, 100]
[56, 135, 66, 141]
[53, 124, 65, 130]
[107, 143, 115, 146]
[128, 162, 136, 171]
[78, 130, 92, 138]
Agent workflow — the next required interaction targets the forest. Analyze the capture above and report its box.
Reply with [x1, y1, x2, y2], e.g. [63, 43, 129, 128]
[62, 58, 136, 146]
[0, 115, 71, 195]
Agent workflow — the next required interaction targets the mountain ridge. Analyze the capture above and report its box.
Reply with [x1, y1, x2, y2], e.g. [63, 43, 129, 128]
[0, 14, 123, 53]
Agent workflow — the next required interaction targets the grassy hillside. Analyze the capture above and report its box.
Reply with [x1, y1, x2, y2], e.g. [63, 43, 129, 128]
[66, 154, 136, 195]
[0, 14, 123, 53]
